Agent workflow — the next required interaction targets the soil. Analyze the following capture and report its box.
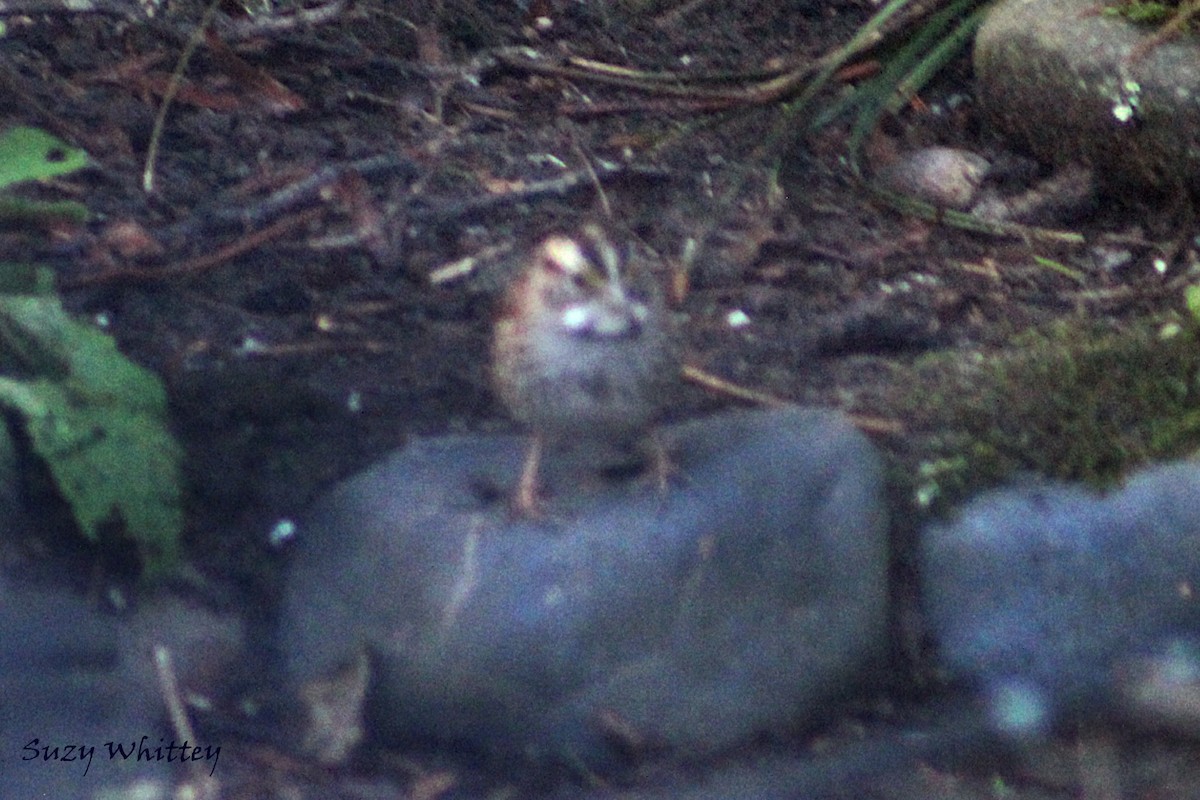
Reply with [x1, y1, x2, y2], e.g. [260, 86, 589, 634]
[2, 0, 1200, 797]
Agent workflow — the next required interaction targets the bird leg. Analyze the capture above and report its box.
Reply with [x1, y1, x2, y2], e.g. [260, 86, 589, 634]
[646, 429, 677, 496]
[514, 434, 544, 516]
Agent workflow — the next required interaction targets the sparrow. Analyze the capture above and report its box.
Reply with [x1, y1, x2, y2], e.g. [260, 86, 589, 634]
[491, 225, 679, 514]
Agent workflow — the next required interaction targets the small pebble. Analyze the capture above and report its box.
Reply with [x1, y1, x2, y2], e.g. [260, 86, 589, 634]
[875, 147, 991, 210]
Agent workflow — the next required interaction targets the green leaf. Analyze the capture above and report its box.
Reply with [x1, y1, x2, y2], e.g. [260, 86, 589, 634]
[0, 126, 89, 189]
[0, 292, 182, 579]
[1186, 284, 1200, 323]
[0, 196, 90, 224]
[0, 263, 55, 296]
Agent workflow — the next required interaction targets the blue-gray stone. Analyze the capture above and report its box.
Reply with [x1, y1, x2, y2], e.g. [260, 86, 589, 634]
[279, 407, 889, 767]
[922, 459, 1200, 732]
[0, 576, 173, 799]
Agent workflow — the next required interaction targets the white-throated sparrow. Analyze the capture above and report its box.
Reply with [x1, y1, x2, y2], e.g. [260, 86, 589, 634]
[491, 225, 679, 514]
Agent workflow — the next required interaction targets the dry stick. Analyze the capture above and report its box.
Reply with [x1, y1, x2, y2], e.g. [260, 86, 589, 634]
[218, 0, 345, 40]
[498, 48, 821, 113]
[681, 364, 789, 407]
[428, 241, 514, 285]
[163, 154, 416, 242]
[61, 206, 323, 289]
[682, 365, 902, 435]
[154, 644, 219, 798]
[0, 0, 137, 15]
[568, 124, 613, 219]
[1126, 0, 1200, 64]
[408, 162, 671, 226]
[652, 0, 721, 27]
[143, 0, 223, 193]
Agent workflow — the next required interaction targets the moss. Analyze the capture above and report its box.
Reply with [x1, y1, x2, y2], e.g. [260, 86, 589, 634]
[1103, 0, 1200, 31]
[890, 315, 1200, 513]
[1106, 2, 1178, 25]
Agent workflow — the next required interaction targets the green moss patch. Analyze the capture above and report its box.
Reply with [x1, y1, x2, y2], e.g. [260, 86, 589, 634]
[894, 316, 1200, 511]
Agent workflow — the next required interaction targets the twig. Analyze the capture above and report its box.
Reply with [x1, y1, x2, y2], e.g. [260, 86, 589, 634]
[154, 644, 219, 798]
[428, 241, 514, 285]
[0, 0, 142, 16]
[143, 0, 223, 193]
[682, 364, 903, 435]
[496, 47, 820, 108]
[216, 0, 346, 41]
[681, 364, 788, 406]
[408, 161, 671, 227]
[569, 125, 612, 218]
[62, 206, 323, 288]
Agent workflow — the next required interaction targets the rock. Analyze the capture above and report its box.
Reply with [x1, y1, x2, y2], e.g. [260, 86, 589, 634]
[1116, 635, 1200, 737]
[975, 0, 1200, 193]
[0, 575, 243, 799]
[969, 162, 1098, 225]
[874, 147, 990, 210]
[0, 576, 167, 799]
[0, 420, 169, 798]
[279, 407, 889, 769]
[0, 413, 242, 798]
[922, 460, 1200, 736]
[2, 588, 243, 798]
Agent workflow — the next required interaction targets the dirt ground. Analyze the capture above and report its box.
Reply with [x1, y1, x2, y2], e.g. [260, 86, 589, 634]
[3, 0, 1200, 797]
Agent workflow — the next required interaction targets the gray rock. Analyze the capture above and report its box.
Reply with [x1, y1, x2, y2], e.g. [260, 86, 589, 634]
[875, 147, 990, 211]
[922, 459, 1200, 734]
[0, 420, 169, 798]
[0, 577, 167, 799]
[279, 407, 889, 768]
[0, 420, 239, 798]
[975, 0, 1200, 193]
